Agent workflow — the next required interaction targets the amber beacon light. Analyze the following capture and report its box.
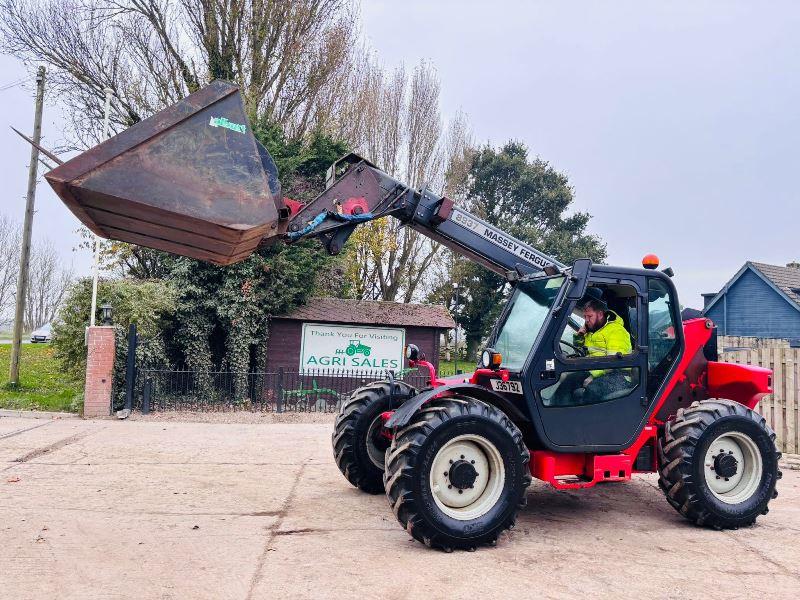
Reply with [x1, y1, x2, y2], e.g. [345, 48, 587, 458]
[642, 254, 660, 270]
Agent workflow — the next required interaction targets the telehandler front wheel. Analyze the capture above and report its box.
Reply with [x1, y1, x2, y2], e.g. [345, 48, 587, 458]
[332, 381, 417, 494]
[384, 397, 531, 551]
[658, 399, 782, 529]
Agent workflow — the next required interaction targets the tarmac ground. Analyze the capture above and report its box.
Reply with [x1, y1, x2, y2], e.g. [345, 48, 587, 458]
[1, 414, 798, 600]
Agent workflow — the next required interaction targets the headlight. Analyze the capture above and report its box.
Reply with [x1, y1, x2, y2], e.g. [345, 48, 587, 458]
[405, 344, 420, 361]
[481, 348, 502, 370]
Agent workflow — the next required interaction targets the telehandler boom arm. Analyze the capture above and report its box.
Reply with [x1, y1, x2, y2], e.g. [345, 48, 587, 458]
[37, 80, 562, 275]
[277, 153, 564, 277]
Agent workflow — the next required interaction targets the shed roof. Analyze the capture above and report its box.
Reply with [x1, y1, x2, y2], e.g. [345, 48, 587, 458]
[276, 298, 456, 328]
[703, 262, 800, 314]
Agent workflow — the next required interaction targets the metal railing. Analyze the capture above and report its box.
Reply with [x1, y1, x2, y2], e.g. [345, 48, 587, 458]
[134, 367, 432, 413]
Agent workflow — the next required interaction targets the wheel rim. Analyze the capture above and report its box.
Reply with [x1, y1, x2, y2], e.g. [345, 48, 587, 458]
[365, 414, 389, 469]
[429, 434, 506, 521]
[703, 431, 763, 504]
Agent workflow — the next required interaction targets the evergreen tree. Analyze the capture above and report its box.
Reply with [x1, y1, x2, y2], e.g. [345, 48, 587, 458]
[166, 127, 350, 390]
[430, 141, 607, 360]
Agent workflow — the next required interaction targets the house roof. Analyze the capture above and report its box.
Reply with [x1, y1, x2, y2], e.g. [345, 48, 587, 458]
[703, 262, 800, 314]
[275, 298, 456, 328]
[751, 262, 800, 305]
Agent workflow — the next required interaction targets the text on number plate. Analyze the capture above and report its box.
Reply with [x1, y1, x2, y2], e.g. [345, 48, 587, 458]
[489, 379, 523, 394]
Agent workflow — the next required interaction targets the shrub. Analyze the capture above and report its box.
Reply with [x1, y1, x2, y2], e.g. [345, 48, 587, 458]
[52, 278, 177, 381]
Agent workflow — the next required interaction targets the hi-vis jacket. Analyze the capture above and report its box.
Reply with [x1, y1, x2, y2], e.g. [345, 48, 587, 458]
[581, 310, 632, 378]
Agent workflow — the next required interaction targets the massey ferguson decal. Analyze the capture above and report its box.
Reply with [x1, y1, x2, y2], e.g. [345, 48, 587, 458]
[451, 208, 556, 269]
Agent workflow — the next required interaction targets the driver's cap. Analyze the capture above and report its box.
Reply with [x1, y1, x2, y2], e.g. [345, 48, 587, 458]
[579, 286, 607, 310]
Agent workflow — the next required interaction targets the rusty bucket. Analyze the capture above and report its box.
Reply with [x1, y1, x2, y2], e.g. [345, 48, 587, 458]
[45, 80, 283, 265]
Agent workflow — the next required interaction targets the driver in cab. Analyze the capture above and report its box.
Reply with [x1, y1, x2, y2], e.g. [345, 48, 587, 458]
[566, 287, 632, 403]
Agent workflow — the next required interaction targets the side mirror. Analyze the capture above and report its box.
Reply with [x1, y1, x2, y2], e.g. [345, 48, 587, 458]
[566, 258, 592, 300]
[405, 344, 420, 362]
[324, 164, 335, 189]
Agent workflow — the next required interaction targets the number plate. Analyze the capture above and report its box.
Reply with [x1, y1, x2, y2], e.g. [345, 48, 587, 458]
[489, 379, 523, 395]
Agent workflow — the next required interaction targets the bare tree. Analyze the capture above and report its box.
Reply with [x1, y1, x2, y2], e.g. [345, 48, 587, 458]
[338, 60, 473, 302]
[442, 109, 475, 199]
[0, 0, 359, 146]
[24, 240, 74, 330]
[0, 214, 72, 330]
[76, 226, 168, 279]
[0, 214, 21, 322]
[0, 1, 472, 304]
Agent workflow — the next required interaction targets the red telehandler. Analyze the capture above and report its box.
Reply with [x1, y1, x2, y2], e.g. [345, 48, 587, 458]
[34, 81, 781, 550]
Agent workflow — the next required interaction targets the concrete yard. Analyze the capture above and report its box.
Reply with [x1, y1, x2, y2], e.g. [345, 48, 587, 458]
[1, 415, 798, 600]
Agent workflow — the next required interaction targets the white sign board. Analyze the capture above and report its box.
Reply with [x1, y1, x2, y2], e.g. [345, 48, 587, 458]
[299, 323, 406, 375]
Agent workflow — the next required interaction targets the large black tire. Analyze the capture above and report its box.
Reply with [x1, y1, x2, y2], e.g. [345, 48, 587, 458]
[332, 380, 417, 494]
[658, 399, 782, 529]
[384, 396, 531, 551]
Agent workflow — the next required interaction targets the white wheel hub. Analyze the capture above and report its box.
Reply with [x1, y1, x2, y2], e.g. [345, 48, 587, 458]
[703, 431, 763, 504]
[429, 434, 505, 521]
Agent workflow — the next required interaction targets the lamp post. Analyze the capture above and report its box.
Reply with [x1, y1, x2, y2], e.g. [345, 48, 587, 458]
[453, 282, 459, 375]
[100, 303, 113, 326]
[90, 88, 114, 327]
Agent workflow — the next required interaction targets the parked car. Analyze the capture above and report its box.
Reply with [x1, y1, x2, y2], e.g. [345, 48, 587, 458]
[30, 323, 52, 343]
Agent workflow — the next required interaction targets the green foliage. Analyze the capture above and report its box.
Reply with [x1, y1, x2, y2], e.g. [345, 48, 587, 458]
[0, 344, 83, 413]
[52, 278, 177, 381]
[165, 239, 333, 399]
[429, 141, 607, 359]
[62, 123, 351, 400]
[255, 121, 350, 199]
[148, 127, 352, 400]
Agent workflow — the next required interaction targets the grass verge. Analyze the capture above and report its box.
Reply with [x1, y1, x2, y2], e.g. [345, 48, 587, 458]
[436, 359, 475, 377]
[0, 343, 83, 413]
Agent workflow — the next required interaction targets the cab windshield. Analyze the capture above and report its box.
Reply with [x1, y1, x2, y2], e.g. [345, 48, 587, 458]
[492, 276, 565, 371]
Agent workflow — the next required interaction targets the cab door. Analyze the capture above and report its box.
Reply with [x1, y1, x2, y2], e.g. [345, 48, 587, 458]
[524, 272, 650, 451]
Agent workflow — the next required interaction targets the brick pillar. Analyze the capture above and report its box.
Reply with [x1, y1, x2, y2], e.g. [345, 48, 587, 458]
[84, 326, 116, 417]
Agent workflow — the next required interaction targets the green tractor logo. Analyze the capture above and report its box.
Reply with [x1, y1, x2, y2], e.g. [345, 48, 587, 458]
[339, 339, 371, 357]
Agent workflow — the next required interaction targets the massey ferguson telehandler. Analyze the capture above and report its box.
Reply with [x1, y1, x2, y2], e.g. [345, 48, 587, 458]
[32, 80, 781, 551]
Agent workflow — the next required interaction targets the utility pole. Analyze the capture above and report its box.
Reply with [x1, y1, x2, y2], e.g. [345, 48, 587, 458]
[89, 88, 114, 327]
[9, 66, 45, 387]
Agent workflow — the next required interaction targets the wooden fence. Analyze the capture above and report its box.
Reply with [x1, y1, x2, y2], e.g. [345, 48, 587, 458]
[718, 335, 791, 350]
[720, 346, 799, 454]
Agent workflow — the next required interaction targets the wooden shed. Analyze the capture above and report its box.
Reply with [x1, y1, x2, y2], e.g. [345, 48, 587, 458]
[265, 298, 455, 373]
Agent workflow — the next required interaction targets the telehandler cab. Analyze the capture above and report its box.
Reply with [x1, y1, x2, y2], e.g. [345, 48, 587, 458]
[35, 81, 781, 551]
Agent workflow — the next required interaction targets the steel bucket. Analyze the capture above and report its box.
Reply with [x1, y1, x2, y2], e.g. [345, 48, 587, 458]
[45, 80, 283, 265]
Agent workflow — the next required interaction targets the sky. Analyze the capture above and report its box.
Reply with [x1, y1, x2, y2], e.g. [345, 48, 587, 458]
[359, 0, 799, 306]
[1, 1, 798, 308]
[1, 54, 88, 276]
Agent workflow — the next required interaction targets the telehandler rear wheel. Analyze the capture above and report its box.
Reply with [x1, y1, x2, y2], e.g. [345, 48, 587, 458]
[332, 381, 416, 494]
[658, 399, 782, 529]
[384, 396, 531, 551]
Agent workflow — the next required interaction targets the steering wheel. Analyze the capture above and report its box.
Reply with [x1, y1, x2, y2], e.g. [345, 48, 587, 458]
[559, 339, 587, 358]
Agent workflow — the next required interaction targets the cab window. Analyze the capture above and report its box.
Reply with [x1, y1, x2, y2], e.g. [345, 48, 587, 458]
[543, 282, 640, 408]
[493, 276, 564, 370]
[541, 367, 641, 407]
[647, 278, 678, 396]
[556, 283, 638, 359]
